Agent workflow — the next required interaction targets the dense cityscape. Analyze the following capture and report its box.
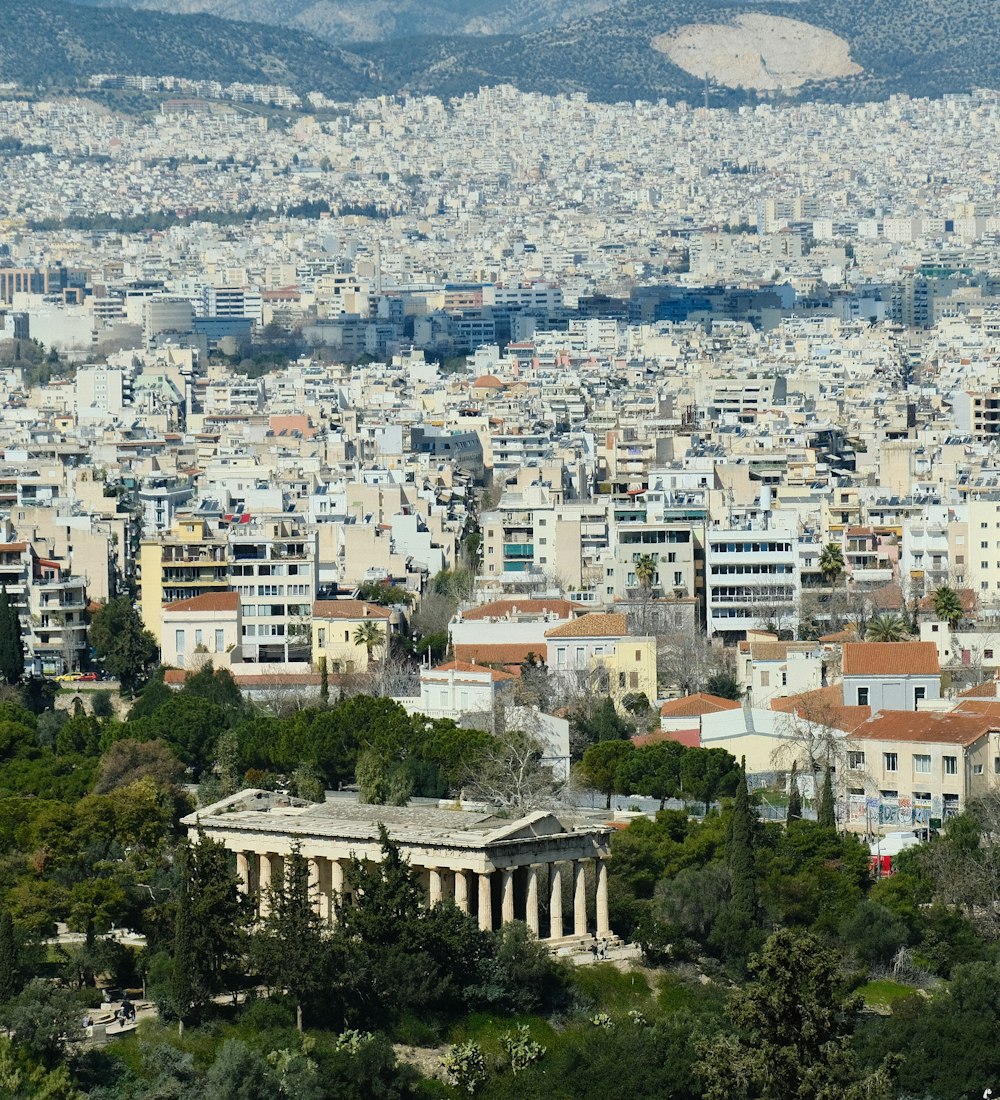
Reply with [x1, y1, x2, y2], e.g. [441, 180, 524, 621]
[0, 13, 999, 1099]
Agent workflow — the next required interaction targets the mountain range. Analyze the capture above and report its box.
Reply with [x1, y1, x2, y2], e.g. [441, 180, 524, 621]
[4, 0, 998, 107]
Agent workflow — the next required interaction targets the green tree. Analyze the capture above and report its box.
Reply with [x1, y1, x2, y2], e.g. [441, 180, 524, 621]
[619, 740, 683, 809]
[697, 929, 899, 1100]
[0, 909, 19, 1006]
[88, 597, 157, 696]
[864, 614, 908, 642]
[171, 844, 198, 1034]
[931, 584, 963, 629]
[578, 739, 634, 809]
[0, 586, 24, 685]
[786, 761, 802, 822]
[0, 981, 81, 1065]
[818, 763, 836, 828]
[633, 553, 658, 589]
[705, 671, 743, 700]
[572, 696, 634, 748]
[352, 621, 385, 664]
[712, 763, 759, 962]
[256, 845, 327, 1031]
[819, 542, 845, 586]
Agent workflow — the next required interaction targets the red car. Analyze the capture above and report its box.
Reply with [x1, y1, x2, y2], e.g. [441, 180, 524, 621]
[78, 672, 98, 682]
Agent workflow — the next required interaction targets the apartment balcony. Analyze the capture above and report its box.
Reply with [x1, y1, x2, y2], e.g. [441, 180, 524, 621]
[851, 567, 894, 585]
[503, 543, 535, 560]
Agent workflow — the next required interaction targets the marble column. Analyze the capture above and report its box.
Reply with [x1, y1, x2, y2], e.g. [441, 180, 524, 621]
[236, 851, 251, 894]
[330, 859, 345, 924]
[428, 867, 443, 906]
[478, 871, 493, 932]
[501, 867, 515, 924]
[258, 852, 282, 917]
[595, 859, 610, 938]
[454, 869, 470, 914]
[308, 856, 323, 917]
[573, 859, 588, 937]
[525, 865, 540, 936]
[549, 862, 563, 940]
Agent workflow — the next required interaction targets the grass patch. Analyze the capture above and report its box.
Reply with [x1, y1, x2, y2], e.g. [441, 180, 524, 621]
[857, 979, 915, 1008]
[657, 971, 727, 1015]
[447, 1012, 554, 1051]
[570, 964, 652, 1015]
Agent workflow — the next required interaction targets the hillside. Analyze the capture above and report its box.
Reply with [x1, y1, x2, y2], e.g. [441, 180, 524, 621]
[10, 0, 1000, 107]
[0, 2, 372, 98]
[74, 0, 615, 42]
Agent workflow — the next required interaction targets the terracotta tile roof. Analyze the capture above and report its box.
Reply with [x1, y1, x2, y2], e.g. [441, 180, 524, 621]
[633, 728, 701, 749]
[958, 679, 1000, 699]
[454, 642, 536, 667]
[429, 660, 516, 682]
[472, 374, 504, 388]
[869, 583, 905, 611]
[659, 692, 741, 717]
[461, 598, 584, 621]
[819, 625, 860, 643]
[917, 588, 977, 615]
[750, 641, 817, 661]
[952, 698, 1000, 718]
[842, 642, 940, 677]
[769, 684, 871, 732]
[848, 709, 995, 747]
[163, 591, 240, 613]
[312, 600, 392, 620]
[545, 612, 629, 639]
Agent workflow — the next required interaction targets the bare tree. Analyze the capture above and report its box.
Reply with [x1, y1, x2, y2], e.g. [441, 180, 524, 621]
[770, 695, 850, 776]
[658, 630, 732, 696]
[461, 722, 567, 814]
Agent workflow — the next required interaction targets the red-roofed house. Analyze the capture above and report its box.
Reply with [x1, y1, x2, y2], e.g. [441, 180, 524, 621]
[841, 642, 941, 714]
[162, 591, 242, 668]
[659, 693, 740, 738]
[545, 613, 657, 704]
[311, 600, 399, 674]
[845, 708, 997, 826]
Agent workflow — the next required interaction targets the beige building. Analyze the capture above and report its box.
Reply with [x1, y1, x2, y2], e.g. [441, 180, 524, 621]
[185, 791, 613, 942]
[311, 599, 397, 674]
[545, 612, 657, 703]
[161, 591, 242, 669]
[843, 709, 998, 830]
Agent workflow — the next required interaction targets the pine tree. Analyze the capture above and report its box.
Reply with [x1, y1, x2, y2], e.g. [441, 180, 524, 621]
[0, 586, 24, 685]
[818, 763, 836, 829]
[319, 654, 329, 708]
[786, 761, 802, 822]
[0, 908, 19, 1006]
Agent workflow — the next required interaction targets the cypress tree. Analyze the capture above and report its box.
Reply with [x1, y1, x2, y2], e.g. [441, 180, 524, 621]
[0, 586, 23, 685]
[0, 908, 19, 1006]
[786, 760, 802, 822]
[172, 845, 196, 1035]
[728, 761, 758, 927]
[818, 763, 836, 829]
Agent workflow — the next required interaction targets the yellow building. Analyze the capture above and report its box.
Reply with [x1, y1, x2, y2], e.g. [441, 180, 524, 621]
[544, 612, 657, 705]
[311, 600, 397, 675]
[138, 516, 229, 642]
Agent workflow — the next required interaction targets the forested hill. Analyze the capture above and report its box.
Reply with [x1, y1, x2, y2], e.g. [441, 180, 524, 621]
[11, 0, 1000, 106]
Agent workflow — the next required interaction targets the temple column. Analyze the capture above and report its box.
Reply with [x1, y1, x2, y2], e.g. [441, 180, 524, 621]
[330, 860, 345, 924]
[454, 869, 470, 914]
[477, 871, 493, 932]
[573, 859, 588, 937]
[501, 867, 515, 924]
[308, 857, 323, 917]
[428, 867, 443, 907]
[258, 852, 282, 918]
[525, 865, 539, 936]
[549, 862, 563, 939]
[596, 860, 610, 938]
[235, 852, 251, 894]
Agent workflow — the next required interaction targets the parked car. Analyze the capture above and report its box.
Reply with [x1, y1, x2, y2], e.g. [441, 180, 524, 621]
[78, 672, 98, 682]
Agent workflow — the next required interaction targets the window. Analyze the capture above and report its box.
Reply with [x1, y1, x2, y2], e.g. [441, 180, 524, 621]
[635, 649, 641, 662]
[944, 755, 957, 775]
[880, 789, 898, 799]
[857, 686, 870, 706]
[884, 752, 897, 772]
[987, 649, 995, 660]
[175, 628, 185, 653]
[195, 629, 203, 646]
[761, 671, 770, 687]
[848, 751, 866, 769]
[317, 629, 326, 646]
[914, 686, 926, 709]
[215, 629, 225, 652]
[974, 763, 985, 775]
[781, 671, 787, 686]
[913, 754, 931, 774]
